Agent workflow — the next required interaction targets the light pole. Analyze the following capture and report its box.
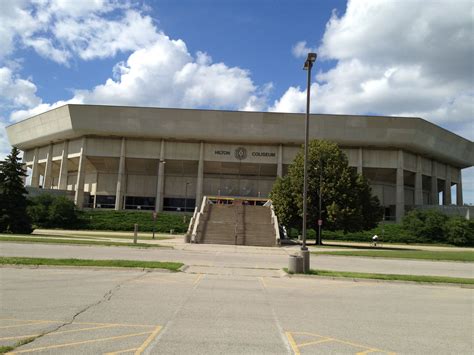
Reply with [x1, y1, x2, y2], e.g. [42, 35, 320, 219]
[317, 157, 322, 245]
[184, 182, 190, 219]
[301, 52, 317, 272]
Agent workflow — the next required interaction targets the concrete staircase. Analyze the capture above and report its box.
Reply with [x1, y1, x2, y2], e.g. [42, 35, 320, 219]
[198, 203, 277, 247]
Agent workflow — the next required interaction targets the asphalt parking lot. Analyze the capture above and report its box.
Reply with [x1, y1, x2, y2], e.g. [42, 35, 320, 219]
[1, 266, 472, 354]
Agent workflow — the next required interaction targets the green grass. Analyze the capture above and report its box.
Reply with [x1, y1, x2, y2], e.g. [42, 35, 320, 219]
[0, 235, 166, 248]
[0, 257, 183, 271]
[33, 232, 173, 241]
[0, 337, 36, 354]
[0, 346, 14, 354]
[285, 268, 474, 285]
[312, 250, 474, 262]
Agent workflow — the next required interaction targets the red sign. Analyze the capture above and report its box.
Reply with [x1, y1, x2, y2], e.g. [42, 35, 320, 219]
[318, 219, 323, 226]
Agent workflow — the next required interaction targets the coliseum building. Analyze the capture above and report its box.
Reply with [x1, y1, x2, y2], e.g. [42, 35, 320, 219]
[6, 104, 474, 222]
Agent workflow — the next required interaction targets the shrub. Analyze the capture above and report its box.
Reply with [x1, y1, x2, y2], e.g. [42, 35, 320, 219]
[49, 196, 78, 228]
[28, 194, 78, 229]
[27, 194, 55, 228]
[445, 217, 474, 246]
[402, 209, 448, 243]
[77, 210, 188, 233]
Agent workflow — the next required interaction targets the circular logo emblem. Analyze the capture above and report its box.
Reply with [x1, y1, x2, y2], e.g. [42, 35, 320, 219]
[234, 147, 247, 160]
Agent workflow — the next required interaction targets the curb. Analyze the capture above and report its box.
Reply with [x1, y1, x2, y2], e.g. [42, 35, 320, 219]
[285, 272, 474, 288]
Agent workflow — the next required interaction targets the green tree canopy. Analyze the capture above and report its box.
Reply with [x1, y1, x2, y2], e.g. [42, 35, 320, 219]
[0, 147, 32, 233]
[28, 194, 78, 229]
[270, 140, 382, 234]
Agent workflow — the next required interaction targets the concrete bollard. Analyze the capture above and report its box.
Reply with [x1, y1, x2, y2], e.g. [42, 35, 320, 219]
[133, 223, 138, 244]
[300, 249, 310, 273]
[288, 254, 303, 274]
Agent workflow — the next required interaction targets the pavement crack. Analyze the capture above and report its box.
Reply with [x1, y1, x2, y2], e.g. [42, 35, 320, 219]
[11, 271, 150, 351]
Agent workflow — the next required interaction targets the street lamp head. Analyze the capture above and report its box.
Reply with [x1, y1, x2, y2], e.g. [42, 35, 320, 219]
[303, 52, 317, 70]
[307, 52, 317, 62]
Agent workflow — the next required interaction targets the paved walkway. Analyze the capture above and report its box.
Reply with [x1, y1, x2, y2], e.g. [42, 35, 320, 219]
[32, 229, 474, 252]
[1, 241, 473, 278]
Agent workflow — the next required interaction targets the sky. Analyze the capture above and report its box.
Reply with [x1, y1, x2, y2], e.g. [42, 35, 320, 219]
[0, 0, 473, 203]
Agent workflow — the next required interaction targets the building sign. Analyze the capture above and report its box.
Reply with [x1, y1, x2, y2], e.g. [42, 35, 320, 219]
[251, 152, 276, 157]
[214, 150, 231, 156]
[234, 147, 247, 160]
[212, 146, 276, 161]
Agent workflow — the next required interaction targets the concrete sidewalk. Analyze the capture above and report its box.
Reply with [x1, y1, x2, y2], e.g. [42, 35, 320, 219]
[1, 241, 472, 278]
[32, 229, 474, 252]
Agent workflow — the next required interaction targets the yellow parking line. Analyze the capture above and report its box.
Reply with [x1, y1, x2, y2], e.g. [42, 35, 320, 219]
[258, 277, 267, 289]
[298, 338, 333, 348]
[194, 274, 204, 285]
[0, 319, 154, 328]
[356, 350, 379, 355]
[104, 347, 138, 354]
[0, 335, 40, 341]
[286, 331, 395, 354]
[8, 331, 152, 354]
[193, 274, 204, 289]
[72, 321, 154, 328]
[285, 332, 300, 355]
[134, 326, 162, 355]
[0, 321, 50, 329]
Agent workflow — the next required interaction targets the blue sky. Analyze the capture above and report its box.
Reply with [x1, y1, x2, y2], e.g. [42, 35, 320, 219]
[0, 0, 472, 203]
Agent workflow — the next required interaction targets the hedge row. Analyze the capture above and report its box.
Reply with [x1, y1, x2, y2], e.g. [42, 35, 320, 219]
[77, 210, 189, 233]
[289, 210, 473, 246]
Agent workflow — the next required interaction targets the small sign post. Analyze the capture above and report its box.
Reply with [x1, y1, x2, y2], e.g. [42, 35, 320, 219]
[318, 219, 322, 226]
[152, 212, 157, 239]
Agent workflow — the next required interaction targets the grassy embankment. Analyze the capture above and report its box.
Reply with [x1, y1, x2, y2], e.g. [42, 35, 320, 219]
[0, 257, 183, 271]
[312, 249, 474, 262]
[285, 268, 474, 285]
[0, 235, 166, 248]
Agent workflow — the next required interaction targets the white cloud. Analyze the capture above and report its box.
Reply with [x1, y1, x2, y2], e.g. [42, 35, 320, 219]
[291, 41, 317, 58]
[275, 0, 474, 141]
[0, 67, 41, 109]
[7, 33, 270, 120]
[0, 0, 158, 64]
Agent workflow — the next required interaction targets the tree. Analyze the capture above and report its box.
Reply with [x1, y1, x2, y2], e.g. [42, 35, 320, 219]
[402, 209, 448, 243]
[445, 217, 474, 247]
[0, 147, 32, 233]
[28, 194, 78, 229]
[270, 140, 382, 237]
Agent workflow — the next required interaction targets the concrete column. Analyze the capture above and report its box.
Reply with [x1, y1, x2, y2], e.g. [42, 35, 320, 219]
[414, 155, 423, 206]
[115, 138, 126, 210]
[357, 147, 363, 175]
[396, 150, 405, 223]
[43, 144, 53, 189]
[30, 147, 40, 188]
[431, 161, 438, 205]
[155, 139, 166, 212]
[74, 137, 87, 209]
[444, 165, 452, 205]
[58, 141, 69, 190]
[21, 154, 27, 186]
[277, 144, 283, 178]
[457, 169, 463, 206]
[195, 142, 204, 207]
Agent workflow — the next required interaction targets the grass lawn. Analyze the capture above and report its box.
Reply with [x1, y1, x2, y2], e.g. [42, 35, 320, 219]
[0, 235, 166, 248]
[312, 249, 474, 262]
[33, 232, 173, 240]
[286, 269, 474, 285]
[0, 256, 183, 271]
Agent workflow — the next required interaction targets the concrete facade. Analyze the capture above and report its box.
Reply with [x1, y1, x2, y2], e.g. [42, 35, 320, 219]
[6, 104, 474, 222]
